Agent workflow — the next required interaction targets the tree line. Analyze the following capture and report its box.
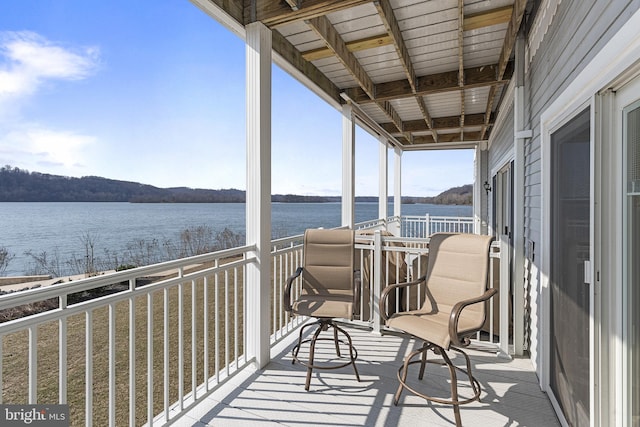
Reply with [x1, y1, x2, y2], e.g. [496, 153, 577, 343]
[0, 165, 471, 204]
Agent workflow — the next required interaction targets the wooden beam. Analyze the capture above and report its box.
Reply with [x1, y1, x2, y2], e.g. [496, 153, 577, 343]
[481, 0, 527, 139]
[374, 0, 437, 142]
[272, 30, 342, 104]
[381, 113, 488, 133]
[374, 0, 415, 91]
[307, 15, 375, 99]
[464, 6, 513, 31]
[246, 0, 370, 27]
[302, 33, 393, 61]
[395, 131, 484, 145]
[345, 64, 509, 104]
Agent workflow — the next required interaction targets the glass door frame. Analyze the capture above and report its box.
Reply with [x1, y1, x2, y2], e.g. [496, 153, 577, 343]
[541, 99, 596, 427]
[614, 75, 640, 427]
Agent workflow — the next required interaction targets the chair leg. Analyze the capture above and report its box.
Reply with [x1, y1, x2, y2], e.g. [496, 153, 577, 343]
[418, 342, 429, 380]
[333, 323, 342, 357]
[393, 344, 480, 427]
[334, 322, 360, 382]
[292, 320, 360, 390]
[441, 348, 462, 427]
[292, 320, 317, 365]
[305, 324, 324, 391]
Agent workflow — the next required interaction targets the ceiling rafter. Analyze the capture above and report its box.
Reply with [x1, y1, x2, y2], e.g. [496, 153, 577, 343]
[458, 0, 465, 142]
[374, 0, 438, 143]
[306, 15, 375, 99]
[481, 0, 528, 139]
[246, 0, 370, 27]
[380, 113, 488, 134]
[464, 5, 514, 31]
[345, 63, 511, 104]
[302, 33, 393, 61]
[305, 14, 411, 142]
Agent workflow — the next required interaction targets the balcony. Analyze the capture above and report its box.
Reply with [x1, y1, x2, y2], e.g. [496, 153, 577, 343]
[0, 217, 556, 426]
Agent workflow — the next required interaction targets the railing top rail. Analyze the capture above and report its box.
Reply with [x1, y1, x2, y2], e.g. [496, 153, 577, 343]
[0, 244, 255, 311]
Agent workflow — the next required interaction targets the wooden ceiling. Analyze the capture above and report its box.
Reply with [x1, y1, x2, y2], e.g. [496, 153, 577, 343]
[195, 0, 531, 149]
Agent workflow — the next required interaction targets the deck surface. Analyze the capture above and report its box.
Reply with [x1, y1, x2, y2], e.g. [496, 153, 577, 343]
[175, 324, 559, 426]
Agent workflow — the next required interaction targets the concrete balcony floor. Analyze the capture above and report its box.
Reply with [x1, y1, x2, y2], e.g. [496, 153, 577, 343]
[177, 324, 559, 426]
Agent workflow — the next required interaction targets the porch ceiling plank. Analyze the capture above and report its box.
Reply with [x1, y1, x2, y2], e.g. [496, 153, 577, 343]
[374, 0, 415, 91]
[464, 5, 514, 31]
[246, 0, 371, 27]
[345, 63, 509, 104]
[272, 30, 343, 105]
[458, 0, 465, 141]
[306, 15, 376, 99]
[301, 33, 393, 61]
[374, 0, 438, 143]
[385, 112, 487, 133]
[481, 0, 527, 139]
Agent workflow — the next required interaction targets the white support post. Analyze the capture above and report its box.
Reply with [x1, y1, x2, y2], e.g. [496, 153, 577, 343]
[389, 146, 402, 235]
[342, 104, 356, 228]
[372, 230, 383, 333]
[513, 29, 527, 357]
[378, 136, 389, 222]
[245, 22, 272, 369]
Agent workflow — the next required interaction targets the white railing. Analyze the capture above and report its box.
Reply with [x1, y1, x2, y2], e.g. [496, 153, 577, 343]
[0, 246, 255, 427]
[0, 216, 508, 426]
[401, 214, 475, 238]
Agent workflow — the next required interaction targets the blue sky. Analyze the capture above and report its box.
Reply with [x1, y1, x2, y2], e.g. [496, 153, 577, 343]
[0, 0, 474, 197]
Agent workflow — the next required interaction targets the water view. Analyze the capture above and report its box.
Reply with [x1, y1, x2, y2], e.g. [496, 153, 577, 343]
[0, 202, 472, 276]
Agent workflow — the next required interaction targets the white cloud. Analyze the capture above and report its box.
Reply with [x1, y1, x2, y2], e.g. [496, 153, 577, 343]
[0, 32, 100, 174]
[0, 126, 96, 173]
[0, 31, 99, 98]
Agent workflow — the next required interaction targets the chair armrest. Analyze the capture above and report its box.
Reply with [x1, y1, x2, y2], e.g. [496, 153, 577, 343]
[380, 275, 427, 321]
[448, 288, 498, 347]
[284, 267, 303, 312]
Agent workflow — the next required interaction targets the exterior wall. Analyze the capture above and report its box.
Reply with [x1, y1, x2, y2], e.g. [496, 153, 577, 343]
[489, 101, 514, 173]
[488, 0, 640, 377]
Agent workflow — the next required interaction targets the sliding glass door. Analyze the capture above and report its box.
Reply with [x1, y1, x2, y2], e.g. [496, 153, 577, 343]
[624, 99, 640, 427]
[550, 108, 591, 426]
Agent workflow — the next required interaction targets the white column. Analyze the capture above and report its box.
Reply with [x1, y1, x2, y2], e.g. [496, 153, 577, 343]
[342, 104, 355, 228]
[513, 29, 527, 357]
[387, 146, 402, 236]
[378, 136, 388, 221]
[245, 22, 271, 369]
[393, 146, 402, 218]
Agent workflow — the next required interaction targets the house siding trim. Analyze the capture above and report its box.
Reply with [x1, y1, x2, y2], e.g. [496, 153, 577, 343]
[538, 7, 640, 425]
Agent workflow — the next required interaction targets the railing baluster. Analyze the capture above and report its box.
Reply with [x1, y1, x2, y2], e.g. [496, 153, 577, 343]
[214, 272, 219, 384]
[59, 295, 67, 405]
[86, 310, 93, 427]
[224, 270, 229, 377]
[129, 279, 136, 427]
[191, 279, 197, 399]
[108, 303, 116, 427]
[203, 276, 209, 392]
[178, 281, 184, 410]
[147, 292, 153, 427]
[163, 287, 169, 421]
[28, 326, 37, 404]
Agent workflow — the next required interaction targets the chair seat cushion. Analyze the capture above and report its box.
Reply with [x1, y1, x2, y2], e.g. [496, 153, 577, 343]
[387, 309, 481, 349]
[292, 295, 353, 319]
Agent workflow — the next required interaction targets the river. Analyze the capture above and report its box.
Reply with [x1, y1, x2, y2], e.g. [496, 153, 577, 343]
[0, 202, 472, 276]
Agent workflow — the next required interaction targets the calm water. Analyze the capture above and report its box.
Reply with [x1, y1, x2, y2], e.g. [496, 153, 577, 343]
[0, 202, 471, 276]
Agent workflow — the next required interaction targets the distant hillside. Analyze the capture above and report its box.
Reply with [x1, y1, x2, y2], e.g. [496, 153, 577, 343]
[405, 184, 473, 205]
[0, 166, 471, 204]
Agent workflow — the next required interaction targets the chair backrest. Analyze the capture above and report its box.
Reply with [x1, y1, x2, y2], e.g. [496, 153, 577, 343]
[422, 233, 494, 331]
[302, 228, 355, 298]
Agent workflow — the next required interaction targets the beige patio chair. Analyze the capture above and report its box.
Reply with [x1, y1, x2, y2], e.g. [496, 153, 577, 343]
[284, 228, 361, 391]
[380, 232, 496, 426]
